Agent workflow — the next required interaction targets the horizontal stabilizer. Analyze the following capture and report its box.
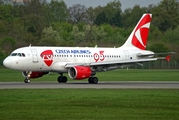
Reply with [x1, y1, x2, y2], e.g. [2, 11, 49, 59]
[157, 55, 171, 62]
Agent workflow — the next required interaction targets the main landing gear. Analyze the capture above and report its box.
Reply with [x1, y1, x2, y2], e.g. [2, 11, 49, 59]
[88, 77, 98, 84]
[57, 74, 67, 83]
[57, 74, 98, 84]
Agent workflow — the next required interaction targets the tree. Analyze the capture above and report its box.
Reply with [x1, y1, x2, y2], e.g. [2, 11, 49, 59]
[152, 0, 179, 32]
[0, 37, 17, 54]
[164, 26, 179, 44]
[148, 25, 163, 42]
[0, 20, 8, 38]
[104, 0, 122, 19]
[22, 0, 47, 16]
[94, 11, 108, 25]
[46, 0, 68, 23]
[122, 5, 147, 28]
[39, 26, 60, 46]
[24, 14, 47, 37]
[51, 22, 73, 41]
[68, 4, 88, 23]
[94, 0, 122, 27]
[110, 10, 122, 27]
[86, 7, 96, 24]
[148, 42, 169, 53]
[0, 4, 15, 22]
[16, 0, 49, 37]
[71, 25, 85, 46]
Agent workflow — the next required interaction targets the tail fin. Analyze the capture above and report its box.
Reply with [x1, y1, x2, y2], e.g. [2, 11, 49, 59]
[122, 14, 152, 50]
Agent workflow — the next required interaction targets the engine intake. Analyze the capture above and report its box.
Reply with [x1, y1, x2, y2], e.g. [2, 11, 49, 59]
[68, 66, 94, 80]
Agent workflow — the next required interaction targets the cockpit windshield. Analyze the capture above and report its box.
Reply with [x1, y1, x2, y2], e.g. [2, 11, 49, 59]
[10, 53, 25, 57]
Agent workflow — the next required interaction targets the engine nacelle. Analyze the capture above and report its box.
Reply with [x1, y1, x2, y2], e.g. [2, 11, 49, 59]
[68, 66, 94, 80]
[22, 71, 49, 79]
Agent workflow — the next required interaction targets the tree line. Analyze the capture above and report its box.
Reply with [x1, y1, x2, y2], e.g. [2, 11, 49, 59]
[0, 0, 179, 62]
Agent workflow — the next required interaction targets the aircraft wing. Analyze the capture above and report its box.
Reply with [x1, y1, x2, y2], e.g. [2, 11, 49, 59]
[137, 52, 175, 62]
[65, 58, 157, 68]
[137, 52, 175, 57]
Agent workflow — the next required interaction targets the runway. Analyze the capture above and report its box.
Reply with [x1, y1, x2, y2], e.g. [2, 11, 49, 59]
[0, 81, 179, 89]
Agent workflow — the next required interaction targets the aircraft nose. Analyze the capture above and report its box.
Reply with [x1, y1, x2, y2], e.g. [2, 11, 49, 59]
[3, 57, 12, 68]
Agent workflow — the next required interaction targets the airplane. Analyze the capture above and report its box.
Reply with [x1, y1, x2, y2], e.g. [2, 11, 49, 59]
[3, 13, 165, 84]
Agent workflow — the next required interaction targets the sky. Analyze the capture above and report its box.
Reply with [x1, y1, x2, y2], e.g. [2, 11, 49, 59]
[60, 0, 162, 11]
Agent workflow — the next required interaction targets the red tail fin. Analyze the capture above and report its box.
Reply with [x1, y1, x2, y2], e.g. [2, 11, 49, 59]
[122, 14, 152, 50]
[132, 14, 151, 50]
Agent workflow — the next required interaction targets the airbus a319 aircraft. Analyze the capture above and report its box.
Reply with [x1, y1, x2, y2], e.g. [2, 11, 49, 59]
[3, 14, 163, 84]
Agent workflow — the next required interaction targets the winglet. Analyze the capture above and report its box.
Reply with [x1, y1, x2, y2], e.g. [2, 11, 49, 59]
[165, 55, 171, 62]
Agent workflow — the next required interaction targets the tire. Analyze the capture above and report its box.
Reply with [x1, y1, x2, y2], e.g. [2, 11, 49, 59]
[58, 76, 67, 83]
[92, 77, 98, 84]
[57, 76, 63, 83]
[62, 76, 67, 83]
[88, 77, 93, 84]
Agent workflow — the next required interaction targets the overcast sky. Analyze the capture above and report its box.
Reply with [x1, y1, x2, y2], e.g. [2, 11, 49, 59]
[60, 0, 161, 11]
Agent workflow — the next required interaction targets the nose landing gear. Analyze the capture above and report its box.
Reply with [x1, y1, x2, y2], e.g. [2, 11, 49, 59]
[24, 78, 31, 83]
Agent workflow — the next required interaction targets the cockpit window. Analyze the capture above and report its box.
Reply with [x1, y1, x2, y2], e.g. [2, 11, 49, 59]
[10, 53, 26, 57]
[22, 53, 25, 57]
[11, 53, 18, 56]
[18, 53, 22, 57]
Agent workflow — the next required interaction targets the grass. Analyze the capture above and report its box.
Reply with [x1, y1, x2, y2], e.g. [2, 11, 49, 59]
[0, 68, 179, 82]
[1, 69, 179, 119]
[0, 89, 179, 120]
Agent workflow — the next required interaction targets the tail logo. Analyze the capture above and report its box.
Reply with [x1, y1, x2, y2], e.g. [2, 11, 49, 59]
[132, 14, 151, 50]
[40, 50, 53, 67]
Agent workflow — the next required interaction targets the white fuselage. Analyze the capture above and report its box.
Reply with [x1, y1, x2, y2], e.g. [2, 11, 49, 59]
[3, 46, 154, 72]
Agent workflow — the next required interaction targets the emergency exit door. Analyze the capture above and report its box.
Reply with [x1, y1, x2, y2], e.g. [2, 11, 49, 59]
[31, 49, 38, 63]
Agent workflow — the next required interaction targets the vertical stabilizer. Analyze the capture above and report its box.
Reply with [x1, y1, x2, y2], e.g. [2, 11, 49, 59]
[122, 14, 152, 50]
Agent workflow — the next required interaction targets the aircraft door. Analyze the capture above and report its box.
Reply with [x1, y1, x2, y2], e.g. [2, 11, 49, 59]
[31, 49, 38, 63]
[123, 50, 130, 60]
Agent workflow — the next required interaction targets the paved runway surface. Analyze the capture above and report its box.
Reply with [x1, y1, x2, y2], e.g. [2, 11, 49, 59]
[0, 81, 179, 89]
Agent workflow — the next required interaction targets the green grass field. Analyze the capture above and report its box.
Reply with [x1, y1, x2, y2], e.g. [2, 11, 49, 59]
[0, 68, 179, 82]
[1, 68, 179, 120]
[0, 89, 179, 120]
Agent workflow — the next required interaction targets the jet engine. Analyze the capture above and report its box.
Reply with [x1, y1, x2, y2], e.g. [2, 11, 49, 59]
[22, 71, 49, 79]
[68, 66, 95, 80]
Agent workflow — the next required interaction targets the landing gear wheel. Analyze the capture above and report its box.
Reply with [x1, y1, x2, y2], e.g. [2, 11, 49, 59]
[62, 76, 67, 83]
[88, 77, 93, 84]
[58, 76, 67, 83]
[88, 77, 98, 84]
[58, 76, 62, 83]
[92, 77, 98, 84]
[24, 78, 31, 83]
